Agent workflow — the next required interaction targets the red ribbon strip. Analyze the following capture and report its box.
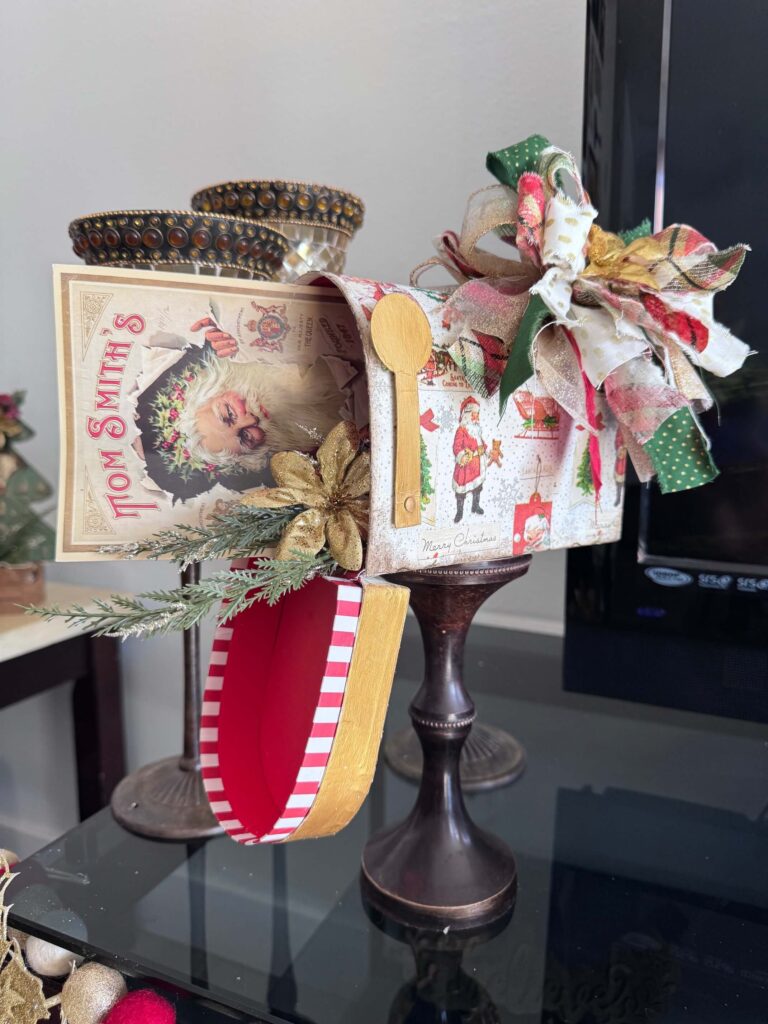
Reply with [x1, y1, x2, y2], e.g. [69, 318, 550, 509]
[564, 327, 602, 501]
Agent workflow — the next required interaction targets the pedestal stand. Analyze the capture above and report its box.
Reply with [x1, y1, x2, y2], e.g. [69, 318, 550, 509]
[384, 720, 526, 791]
[111, 563, 222, 840]
[361, 557, 531, 929]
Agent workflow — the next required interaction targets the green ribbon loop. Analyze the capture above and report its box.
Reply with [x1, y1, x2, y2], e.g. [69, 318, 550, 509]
[499, 293, 551, 416]
[486, 135, 551, 191]
[643, 407, 719, 493]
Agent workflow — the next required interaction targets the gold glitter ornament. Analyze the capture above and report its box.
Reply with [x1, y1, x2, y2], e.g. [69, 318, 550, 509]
[60, 962, 127, 1024]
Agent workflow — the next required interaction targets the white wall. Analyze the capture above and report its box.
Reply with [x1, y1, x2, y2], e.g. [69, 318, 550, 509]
[0, 0, 584, 848]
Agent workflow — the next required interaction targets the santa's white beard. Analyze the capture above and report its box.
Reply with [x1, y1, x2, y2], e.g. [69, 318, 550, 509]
[245, 361, 346, 461]
[181, 357, 347, 473]
[461, 416, 485, 443]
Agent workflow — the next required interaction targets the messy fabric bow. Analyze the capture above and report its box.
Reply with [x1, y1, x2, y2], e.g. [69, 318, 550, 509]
[413, 134, 750, 494]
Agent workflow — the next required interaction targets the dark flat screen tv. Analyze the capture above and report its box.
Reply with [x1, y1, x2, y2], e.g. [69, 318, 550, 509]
[566, 0, 768, 721]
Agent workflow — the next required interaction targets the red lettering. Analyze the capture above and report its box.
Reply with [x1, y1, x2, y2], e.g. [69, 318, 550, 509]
[105, 494, 159, 519]
[97, 361, 126, 379]
[87, 415, 126, 439]
[103, 341, 132, 361]
[106, 472, 130, 492]
[95, 388, 120, 411]
[113, 313, 145, 334]
[98, 451, 125, 471]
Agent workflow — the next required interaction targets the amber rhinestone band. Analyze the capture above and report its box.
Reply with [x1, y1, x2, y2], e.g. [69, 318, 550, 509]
[191, 181, 365, 237]
[68, 210, 290, 277]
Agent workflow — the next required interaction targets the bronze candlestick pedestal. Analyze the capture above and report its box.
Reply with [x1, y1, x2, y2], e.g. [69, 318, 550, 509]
[384, 718, 525, 792]
[361, 556, 531, 929]
[111, 563, 222, 840]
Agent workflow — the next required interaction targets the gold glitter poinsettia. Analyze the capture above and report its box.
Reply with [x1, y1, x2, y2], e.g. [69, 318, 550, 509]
[242, 421, 370, 571]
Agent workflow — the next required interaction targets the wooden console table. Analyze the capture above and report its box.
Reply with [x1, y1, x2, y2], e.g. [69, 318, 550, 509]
[0, 582, 126, 820]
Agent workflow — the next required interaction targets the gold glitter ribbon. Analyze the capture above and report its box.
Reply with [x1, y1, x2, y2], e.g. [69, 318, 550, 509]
[581, 224, 662, 291]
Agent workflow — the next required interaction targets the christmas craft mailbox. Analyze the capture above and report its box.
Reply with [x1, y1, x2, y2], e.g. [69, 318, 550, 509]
[51, 135, 749, 846]
[55, 137, 748, 574]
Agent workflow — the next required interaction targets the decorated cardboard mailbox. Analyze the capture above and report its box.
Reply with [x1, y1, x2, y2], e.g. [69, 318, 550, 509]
[52, 269, 624, 571]
[52, 136, 749, 844]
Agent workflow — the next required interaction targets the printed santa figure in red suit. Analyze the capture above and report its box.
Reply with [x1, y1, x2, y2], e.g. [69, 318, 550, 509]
[452, 395, 487, 523]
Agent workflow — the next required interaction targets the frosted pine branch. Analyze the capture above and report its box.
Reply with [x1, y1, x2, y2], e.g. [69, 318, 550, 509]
[99, 503, 304, 567]
[26, 553, 336, 640]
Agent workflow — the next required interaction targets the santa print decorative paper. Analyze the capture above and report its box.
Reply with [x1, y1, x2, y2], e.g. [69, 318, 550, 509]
[200, 565, 408, 844]
[54, 264, 623, 569]
[53, 265, 368, 559]
[315, 274, 624, 573]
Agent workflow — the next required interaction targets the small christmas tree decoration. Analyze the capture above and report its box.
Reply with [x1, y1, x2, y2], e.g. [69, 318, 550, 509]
[0, 392, 55, 611]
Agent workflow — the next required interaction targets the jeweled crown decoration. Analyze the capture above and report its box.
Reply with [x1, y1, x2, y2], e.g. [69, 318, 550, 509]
[191, 180, 364, 236]
[69, 210, 289, 277]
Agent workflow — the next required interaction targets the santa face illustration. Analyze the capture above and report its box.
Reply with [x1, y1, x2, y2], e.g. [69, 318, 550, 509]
[523, 511, 550, 551]
[144, 316, 347, 492]
[452, 396, 487, 523]
[176, 355, 344, 474]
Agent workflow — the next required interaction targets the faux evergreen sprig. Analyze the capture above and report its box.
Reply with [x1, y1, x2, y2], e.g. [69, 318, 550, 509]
[27, 420, 370, 641]
[27, 554, 336, 639]
[99, 502, 303, 567]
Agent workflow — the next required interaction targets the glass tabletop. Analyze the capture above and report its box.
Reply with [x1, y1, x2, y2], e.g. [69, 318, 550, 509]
[9, 623, 768, 1023]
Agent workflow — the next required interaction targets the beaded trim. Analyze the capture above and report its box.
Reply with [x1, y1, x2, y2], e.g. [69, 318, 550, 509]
[68, 210, 289, 277]
[191, 181, 365, 237]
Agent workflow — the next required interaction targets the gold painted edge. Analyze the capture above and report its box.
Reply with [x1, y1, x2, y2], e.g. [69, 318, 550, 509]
[288, 578, 409, 841]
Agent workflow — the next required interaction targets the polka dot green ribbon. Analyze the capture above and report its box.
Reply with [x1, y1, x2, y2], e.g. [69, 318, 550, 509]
[486, 135, 551, 190]
[644, 407, 719, 493]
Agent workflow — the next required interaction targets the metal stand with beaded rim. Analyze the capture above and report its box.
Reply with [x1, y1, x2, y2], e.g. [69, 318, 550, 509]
[67, 220, 290, 839]
[361, 556, 531, 929]
[69, 210, 289, 279]
[111, 563, 223, 840]
[191, 180, 365, 280]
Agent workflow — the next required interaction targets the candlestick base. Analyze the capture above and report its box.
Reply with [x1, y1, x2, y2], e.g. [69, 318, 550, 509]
[111, 756, 222, 841]
[362, 557, 531, 927]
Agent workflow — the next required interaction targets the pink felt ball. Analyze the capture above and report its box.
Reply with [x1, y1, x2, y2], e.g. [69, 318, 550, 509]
[103, 989, 176, 1024]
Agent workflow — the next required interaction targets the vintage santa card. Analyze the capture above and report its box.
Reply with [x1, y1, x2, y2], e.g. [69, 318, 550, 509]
[53, 265, 367, 560]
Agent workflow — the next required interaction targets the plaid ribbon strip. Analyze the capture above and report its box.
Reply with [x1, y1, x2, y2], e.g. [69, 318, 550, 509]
[641, 225, 747, 293]
[448, 330, 508, 398]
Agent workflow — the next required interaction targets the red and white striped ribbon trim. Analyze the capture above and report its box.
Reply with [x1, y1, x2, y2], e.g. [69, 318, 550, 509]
[199, 560, 362, 845]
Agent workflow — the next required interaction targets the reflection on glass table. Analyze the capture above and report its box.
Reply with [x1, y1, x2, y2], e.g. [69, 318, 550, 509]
[8, 624, 768, 1022]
